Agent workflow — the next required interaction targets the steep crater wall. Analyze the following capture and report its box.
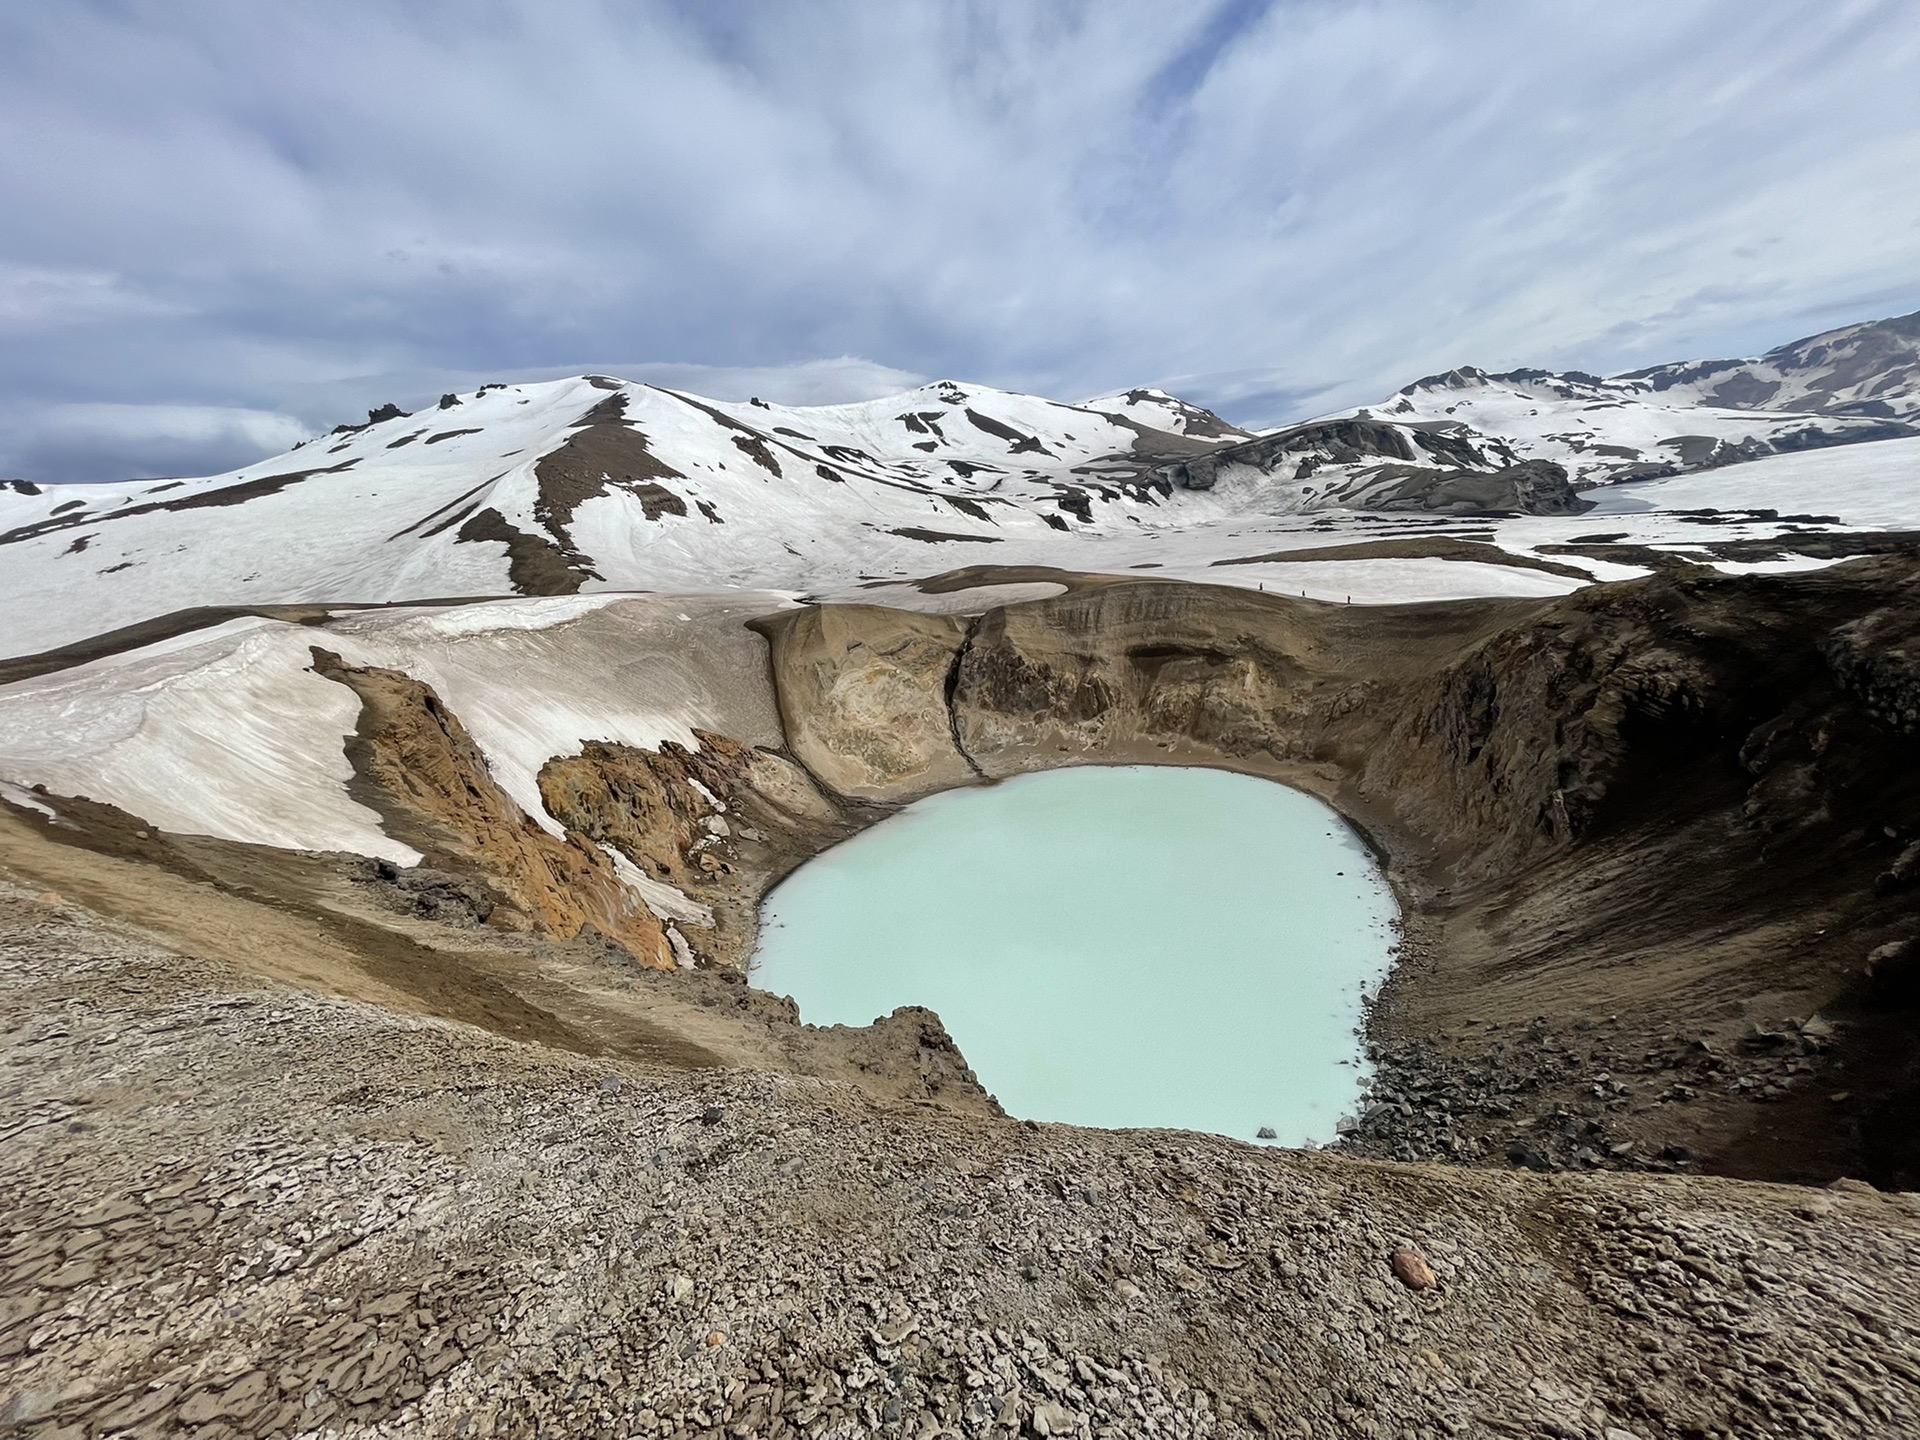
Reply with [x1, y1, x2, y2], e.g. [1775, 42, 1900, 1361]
[757, 561, 1920, 1189]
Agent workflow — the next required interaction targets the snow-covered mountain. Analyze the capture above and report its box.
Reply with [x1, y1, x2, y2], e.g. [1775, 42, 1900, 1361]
[0, 377, 1257, 658]
[1156, 415, 1596, 516]
[6, 307, 1920, 667]
[1618, 309, 1920, 420]
[1082, 387, 1256, 442]
[1341, 310, 1920, 487]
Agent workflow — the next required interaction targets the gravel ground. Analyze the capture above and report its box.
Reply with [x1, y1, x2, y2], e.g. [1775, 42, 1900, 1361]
[3, 878, 1919, 1440]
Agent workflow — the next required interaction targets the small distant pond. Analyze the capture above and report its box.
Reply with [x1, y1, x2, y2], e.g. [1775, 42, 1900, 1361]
[749, 765, 1399, 1145]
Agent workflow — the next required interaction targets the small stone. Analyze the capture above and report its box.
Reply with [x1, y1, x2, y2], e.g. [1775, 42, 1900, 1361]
[706, 1329, 726, 1347]
[1389, 1246, 1436, 1291]
[43, 1259, 98, 1289]
[701, 1105, 724, 1126]
[1256, 1127, 1278, 1140]
[1032, 1400, 1074, 1435]
[600, 1076, 623, 1094]
[667, 1274, 694, 1303]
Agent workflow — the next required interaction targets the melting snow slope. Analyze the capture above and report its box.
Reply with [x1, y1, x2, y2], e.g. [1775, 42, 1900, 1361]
[0, 592, 793, 859]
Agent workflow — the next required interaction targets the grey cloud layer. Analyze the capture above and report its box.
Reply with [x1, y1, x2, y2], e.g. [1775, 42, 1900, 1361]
[2, 0, 1917, 480]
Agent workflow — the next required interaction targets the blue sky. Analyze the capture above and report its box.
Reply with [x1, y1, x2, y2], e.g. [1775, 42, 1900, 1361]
[3, 0, 1918, 481]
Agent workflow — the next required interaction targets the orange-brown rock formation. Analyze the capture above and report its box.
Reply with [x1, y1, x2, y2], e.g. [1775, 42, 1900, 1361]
[539, 729, 857, 968]
[309, 648, 672, 966]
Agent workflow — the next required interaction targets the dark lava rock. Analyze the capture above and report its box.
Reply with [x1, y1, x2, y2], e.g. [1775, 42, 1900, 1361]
[1505, 1140, 1554, 1172]
[354, 858, 496, 926]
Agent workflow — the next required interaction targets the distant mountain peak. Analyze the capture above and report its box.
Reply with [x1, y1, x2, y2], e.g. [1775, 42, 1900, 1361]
[1355, 307, 1920, 486]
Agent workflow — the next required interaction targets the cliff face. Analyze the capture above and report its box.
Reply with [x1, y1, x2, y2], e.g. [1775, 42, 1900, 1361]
[750, 604, 978, 801]
[1363, 561, 1920, 866]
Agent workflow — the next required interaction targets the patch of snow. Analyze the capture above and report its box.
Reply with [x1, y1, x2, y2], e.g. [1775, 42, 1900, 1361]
[1199, 558, 1585, 606]
[0, 592, 794, 866]
[1598, 436, 1920, 529]
[665, 923, 697, 969]
[323, 591, 793, 837]
[841, 581, 1070, 613]
[395, 593, 627, 639]
[0, 618, 421, 863]
[602, 844, 713, 928]
[0, 780, 56, 820]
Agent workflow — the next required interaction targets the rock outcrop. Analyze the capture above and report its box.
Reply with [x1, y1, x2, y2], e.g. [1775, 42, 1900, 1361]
[1356, 457, 1594, 514]
[751, 605, 977, 800]
[309, 648, 673, 966]
[539, 730, 858, 969]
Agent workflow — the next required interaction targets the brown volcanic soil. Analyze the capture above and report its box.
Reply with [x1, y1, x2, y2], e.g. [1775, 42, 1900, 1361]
[7, 561, 1920, 1434]
[3, 872, 1919, 1439]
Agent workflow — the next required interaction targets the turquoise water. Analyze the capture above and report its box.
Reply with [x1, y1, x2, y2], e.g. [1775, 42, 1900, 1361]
[749, 765, 1398, 1145]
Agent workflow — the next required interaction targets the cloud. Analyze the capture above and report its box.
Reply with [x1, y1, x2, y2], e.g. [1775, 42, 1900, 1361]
[0, 403, 308, 483]
[0, 0, 1916, 477]
[0, 264, 181, 333]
